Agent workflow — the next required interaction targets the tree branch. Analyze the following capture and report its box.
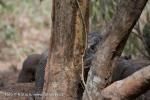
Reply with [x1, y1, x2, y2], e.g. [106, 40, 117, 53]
[102, 65, 150, 100]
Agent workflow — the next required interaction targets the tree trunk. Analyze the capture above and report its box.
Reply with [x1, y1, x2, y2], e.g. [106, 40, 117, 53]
[42, 0, 89, 100]
[83, 0, 148, 100]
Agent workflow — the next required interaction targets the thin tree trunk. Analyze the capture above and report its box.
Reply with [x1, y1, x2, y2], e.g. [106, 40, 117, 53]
[42, 0, 89, 100]
[83, 0, 148, 99]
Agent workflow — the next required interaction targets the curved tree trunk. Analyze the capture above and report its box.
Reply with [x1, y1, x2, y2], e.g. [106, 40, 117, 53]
[83, 0, 148, 100]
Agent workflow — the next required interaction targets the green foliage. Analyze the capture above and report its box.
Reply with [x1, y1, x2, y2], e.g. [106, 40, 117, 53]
[0, 21, 20, 46]
[90, 0, 117, 31]
[143, 22, 150, 36]
[0, 1, 16, 12]
[123, 33, 139, 56]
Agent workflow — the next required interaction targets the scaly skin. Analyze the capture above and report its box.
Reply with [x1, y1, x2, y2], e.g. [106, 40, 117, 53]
[18, 54, 41, 83]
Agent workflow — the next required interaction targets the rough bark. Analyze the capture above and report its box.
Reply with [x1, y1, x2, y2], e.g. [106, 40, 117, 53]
[42, 0, 89, 100]
[83, 0, 148, 100]
[102, 65, 150, 100]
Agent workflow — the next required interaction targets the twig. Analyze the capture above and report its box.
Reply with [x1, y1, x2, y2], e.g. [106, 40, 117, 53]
[75, 0, 92, 100]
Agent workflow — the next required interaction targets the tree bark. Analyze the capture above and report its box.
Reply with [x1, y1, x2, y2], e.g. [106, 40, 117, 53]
[83, 0, 148, 100]
[102, 65, 150, 100]
[42, 0, 89, 100]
